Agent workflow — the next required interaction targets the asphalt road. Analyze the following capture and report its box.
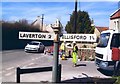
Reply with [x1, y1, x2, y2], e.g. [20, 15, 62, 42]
[1, 49, 113, 83]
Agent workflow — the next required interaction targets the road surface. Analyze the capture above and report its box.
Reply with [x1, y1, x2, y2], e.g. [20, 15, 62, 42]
[1, 49, 112, 83]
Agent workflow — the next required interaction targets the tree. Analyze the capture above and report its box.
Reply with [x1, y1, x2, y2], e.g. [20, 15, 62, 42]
[65, 10, 94, 34]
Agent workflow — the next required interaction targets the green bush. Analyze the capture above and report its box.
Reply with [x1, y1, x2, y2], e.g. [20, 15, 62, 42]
[114, 76, 120, 84]
[2, 22, 40, 50]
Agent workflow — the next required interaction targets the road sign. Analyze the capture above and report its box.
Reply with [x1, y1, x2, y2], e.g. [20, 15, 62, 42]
[19, 32, 55, 40]
[60, 34, 96, 42]
[19, 32, 96, 42]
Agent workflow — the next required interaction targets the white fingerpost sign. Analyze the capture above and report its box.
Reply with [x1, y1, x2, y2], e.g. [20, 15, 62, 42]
[19, 32, 55, 40]
[60, 34, 96, 42]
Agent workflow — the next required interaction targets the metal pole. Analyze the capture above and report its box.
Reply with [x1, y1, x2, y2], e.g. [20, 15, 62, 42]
[17, 67, 20, 83]
[58, 64, 61, 82]
[41, 14, 44, 31]
[52, 34, 59, 82]
[73, 0, 77, 33]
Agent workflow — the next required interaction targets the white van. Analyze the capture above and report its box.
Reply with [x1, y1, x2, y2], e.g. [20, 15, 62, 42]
[95, 30, 120, 70]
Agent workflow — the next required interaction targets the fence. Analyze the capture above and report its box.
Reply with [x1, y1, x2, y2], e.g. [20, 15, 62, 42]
[16, 64, 61, 83]
[78, 48, 95, 61]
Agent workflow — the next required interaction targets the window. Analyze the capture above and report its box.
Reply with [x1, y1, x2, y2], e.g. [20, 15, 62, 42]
[114, 21, 116, 30]
[97, 33, 110, 47]
[117, 21, 119, 29]
[118, 20, 120, 30]
[110, 34, 120, 48]
[40, 43, 43, 45]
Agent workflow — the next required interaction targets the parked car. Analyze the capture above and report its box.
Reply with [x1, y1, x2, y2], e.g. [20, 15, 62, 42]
[24, 41, 45, 53]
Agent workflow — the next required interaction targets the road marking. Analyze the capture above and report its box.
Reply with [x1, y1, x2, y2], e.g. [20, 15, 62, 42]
[5, 72, 13, 76]
[32, 58, 35, 60]
[22, 63, 35, 68]
[35, 58, 39, 60]
[17, 65, 20, 67]
[28, 63, 34, 66]
[2, 71, 5, 73]
[0, 77, 2, 82]
[6, 67, 14, 71]
[0, 71, 2, 74]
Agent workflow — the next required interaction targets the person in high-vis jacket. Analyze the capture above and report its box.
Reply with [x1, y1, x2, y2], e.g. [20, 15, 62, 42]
[72, 42, 78, 67]
[60, 41, 66, 60]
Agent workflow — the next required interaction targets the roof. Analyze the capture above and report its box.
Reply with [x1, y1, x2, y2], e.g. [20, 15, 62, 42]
[110, 8, 120, 20]
[95, 26, 109, 33]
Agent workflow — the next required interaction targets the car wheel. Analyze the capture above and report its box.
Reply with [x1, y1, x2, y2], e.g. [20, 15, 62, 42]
[42, 47, 45, 53]
[38, 48, 41, 53]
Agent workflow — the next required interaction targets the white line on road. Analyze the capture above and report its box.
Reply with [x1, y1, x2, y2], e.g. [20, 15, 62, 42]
[35, 58, 39, 60]
[22, 63, 35, 68]
[0, 77, 2, 82]
[6, 67, 14, 71]
[28, 63, 34, 66]
[32, 58, 35, 61]
[2, 71, 5, 73]
[0, 71, 2, 74]
[5, 72, 13, 76]
[17, 65, 20, 67]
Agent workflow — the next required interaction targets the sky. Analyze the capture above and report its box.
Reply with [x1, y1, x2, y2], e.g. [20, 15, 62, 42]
[1, 1, 119, 28]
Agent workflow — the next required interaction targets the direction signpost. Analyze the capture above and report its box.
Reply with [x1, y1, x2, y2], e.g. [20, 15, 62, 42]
[17, 0, 98, 83]
[19, 32, 55, 40]
[19, 32, 96, 42]
[60, 34, 96, 42]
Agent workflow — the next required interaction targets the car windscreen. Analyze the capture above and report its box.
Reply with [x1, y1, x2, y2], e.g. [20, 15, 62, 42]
[29, 42, 39, 45]
[97, 33, 110, 47]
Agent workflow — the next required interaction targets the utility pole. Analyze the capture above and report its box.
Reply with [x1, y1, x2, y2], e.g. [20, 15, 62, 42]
[41, 14, 44, 31]
[73, 0, 77, 33]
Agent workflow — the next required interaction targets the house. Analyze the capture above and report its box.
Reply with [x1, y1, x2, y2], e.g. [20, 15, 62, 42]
[94, 26, 108, 38]
[31, 16, 63, 33]
[109, 8, 120, 32]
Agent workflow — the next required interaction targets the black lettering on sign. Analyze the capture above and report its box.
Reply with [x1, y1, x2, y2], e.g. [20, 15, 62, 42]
[92, 36, 95, 40]
[20, 33, 23, 37]
[90, 36, 92, 40]
[76, 35, 79, 39]
[83, 36, 87, 40]
[48, 35, 51, 39]
[38, 34, 46, 38]
[90, 36, 94, 40]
